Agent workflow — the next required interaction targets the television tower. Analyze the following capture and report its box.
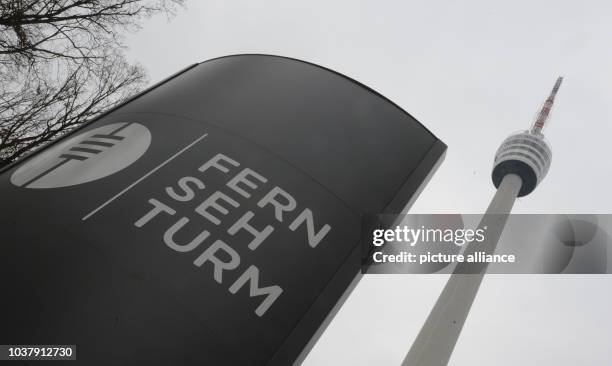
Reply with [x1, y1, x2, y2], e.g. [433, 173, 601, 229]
[402, 77, 563, 366]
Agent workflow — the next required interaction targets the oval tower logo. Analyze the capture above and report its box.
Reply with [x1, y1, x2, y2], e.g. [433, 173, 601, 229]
[10, 122, 151, 189]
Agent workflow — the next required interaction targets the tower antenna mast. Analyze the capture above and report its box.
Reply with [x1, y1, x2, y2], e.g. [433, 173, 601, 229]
[532, 76, 563, 134]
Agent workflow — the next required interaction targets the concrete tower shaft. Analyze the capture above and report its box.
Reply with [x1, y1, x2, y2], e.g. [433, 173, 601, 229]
[403, 77, 563, 366]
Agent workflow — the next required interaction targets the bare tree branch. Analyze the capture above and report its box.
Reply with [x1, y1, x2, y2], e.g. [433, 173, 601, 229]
[0, 0, 184, 164]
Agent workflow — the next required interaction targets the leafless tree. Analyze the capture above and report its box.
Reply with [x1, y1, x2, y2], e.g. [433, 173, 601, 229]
[0, 0, 184, 165]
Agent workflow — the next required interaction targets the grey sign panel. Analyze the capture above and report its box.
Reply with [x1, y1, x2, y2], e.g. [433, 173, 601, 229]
[0, 55, 445, 365]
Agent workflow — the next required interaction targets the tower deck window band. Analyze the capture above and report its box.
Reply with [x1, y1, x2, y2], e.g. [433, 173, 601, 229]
[0, 55, 445, 366]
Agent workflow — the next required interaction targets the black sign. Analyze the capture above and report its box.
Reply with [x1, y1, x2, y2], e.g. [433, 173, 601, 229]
[0, 55, 445, 365]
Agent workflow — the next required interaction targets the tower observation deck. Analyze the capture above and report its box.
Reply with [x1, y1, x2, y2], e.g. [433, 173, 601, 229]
[492, 76, 562, 197]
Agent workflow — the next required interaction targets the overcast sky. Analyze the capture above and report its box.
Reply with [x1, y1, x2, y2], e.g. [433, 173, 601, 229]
[125, 1, 612, 364]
